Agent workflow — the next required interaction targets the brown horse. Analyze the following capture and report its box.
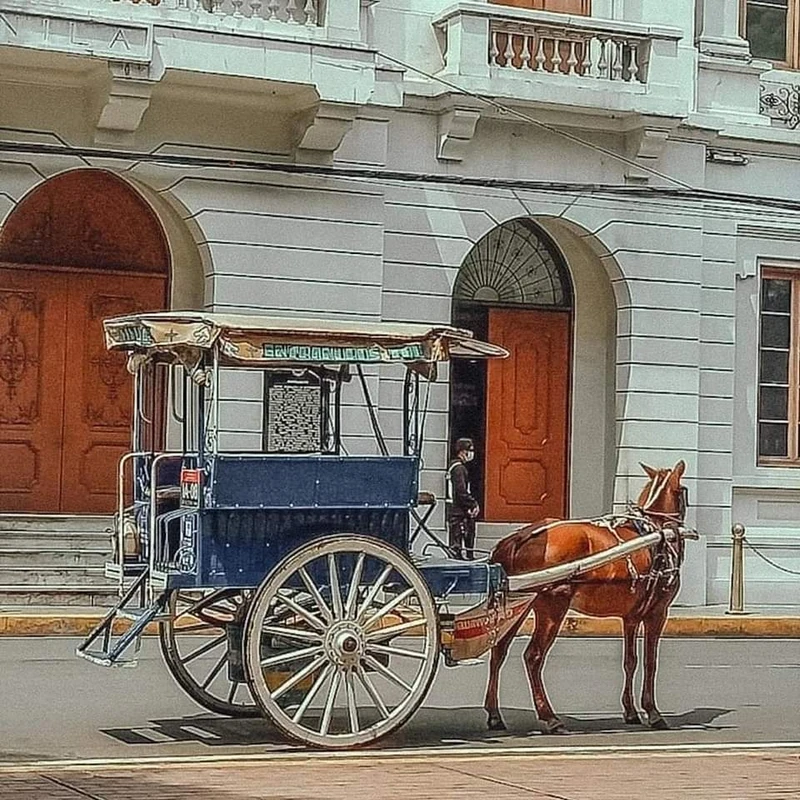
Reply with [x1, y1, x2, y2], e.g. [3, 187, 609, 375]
[484, 460, 691, 735]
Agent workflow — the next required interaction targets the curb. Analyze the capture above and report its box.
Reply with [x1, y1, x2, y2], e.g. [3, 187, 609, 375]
[2, 613, 799, 638]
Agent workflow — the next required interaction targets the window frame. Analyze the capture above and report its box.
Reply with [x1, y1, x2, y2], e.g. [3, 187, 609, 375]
[741, 0, 800, 69]
[757, 266, 800, 467]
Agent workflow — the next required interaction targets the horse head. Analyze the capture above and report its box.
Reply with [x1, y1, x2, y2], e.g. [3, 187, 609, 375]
[637, 460, 690, 529]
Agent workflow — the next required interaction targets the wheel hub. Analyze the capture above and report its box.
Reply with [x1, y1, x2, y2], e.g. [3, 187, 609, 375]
[324, 621, 364, 667]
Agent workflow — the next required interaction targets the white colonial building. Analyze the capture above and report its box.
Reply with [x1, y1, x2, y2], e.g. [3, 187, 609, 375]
[0, 0, 799, 605]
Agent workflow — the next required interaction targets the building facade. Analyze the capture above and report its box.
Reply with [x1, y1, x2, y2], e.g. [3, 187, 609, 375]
[0, 0, 799, 604]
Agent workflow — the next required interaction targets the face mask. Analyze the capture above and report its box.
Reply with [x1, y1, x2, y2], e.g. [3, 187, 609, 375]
[464, 451, 475, 462]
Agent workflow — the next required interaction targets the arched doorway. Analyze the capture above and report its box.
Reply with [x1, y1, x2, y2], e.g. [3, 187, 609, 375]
[451, 218, 573, 523]
[0, 169, 169, 513]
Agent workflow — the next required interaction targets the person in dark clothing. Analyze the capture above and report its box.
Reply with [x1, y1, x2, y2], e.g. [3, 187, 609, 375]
[446, 437, 479, 560]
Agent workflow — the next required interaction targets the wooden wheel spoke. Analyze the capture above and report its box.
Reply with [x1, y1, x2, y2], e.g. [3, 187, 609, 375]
[355, 665, 389, 719]
[344, 553, 365, 620]
[356, 564, 393, 623]
[366, 618, 426, 642]
[261, 644, 322, 669]
[275, 589, 327, 632]
[299, 566, 333, 624]
[368, 642, 426, 661]
[271, 654, 328, 701]
[201, 651, 229, 690]
[292, 663, 334, 724]
[363, 587, 415, 631]
[329, 553, 344, 620]
[260, 624, 322, 644]
[345, 670, 359, 733]
[182, 632, 227, 665]
[362, 654, 412, 693]
[172, 621, 218, 635]
[320, 670, 342, 735]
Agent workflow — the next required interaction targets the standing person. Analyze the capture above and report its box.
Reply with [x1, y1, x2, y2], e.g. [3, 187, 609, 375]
[446, 437, 480, 560]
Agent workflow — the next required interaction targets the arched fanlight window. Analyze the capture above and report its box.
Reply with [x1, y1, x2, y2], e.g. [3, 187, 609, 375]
[454, 219, 572, 308]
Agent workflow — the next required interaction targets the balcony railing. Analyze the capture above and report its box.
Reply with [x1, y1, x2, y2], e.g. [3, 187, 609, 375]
[109, 0, 323, 25]
[432, 2, 684, 111]
[490, 23, 647, 83]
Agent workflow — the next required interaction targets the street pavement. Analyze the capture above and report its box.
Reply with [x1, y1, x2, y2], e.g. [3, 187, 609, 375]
[0, 636, 798, 763]
[1, 750, 799, 799]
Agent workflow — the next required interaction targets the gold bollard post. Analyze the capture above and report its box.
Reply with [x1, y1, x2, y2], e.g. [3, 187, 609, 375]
[726, 523, 747, 615]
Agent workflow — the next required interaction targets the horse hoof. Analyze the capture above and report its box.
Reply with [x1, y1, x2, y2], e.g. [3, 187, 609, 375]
[624, 714, 642, 725]
[544, 720, 569, 736]
[648, 716, 669, 731]
[487, 717, 507, 732]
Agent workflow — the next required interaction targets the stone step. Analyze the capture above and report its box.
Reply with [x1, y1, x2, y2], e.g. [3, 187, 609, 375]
[0, 549, 110, 568]
[0, 515, 113, 533]
[0, 530, 113, 550]
[0, 566, 114, 587]
[0, 586, 118, 607]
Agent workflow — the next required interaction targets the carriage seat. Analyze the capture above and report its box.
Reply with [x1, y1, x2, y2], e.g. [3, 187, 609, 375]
[416, 556, 505, 600]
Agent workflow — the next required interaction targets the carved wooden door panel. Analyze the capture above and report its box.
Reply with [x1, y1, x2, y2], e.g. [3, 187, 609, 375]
[59, 273, 166, 513]
[489, 0, 590, 12]
[484, 308, 570, 522]
[0, 267, 68, 512]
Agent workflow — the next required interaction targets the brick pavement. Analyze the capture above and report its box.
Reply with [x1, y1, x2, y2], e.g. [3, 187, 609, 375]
[1, 751, 799, 800]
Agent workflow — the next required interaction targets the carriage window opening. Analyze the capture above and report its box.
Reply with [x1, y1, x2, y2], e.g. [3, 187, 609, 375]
[758, 271, 800, 464]
[741, 0, 797, 66]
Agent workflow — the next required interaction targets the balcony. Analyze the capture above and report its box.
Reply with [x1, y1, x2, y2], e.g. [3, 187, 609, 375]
[431, 2, 688, 123]
[0, 0, 377, 158]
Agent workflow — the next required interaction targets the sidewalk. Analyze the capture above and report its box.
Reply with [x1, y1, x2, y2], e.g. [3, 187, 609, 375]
[1, 748, 799, 799]
[1, 603, 799, 637]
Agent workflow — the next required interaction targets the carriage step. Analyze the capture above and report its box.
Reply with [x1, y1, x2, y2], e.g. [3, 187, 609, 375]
[76, 568, 166, 667]
[77, 650, 141, 668]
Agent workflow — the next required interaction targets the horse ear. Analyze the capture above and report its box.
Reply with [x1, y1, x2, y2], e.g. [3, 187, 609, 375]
[671, 460, 686, 482]
[640, 462, 658, 479]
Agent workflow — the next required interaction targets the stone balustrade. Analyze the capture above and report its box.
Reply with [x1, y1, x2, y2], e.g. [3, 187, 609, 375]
[108, 0, 323, 25]
[490, 21, 647, 83]
[432, 2, 686, 116]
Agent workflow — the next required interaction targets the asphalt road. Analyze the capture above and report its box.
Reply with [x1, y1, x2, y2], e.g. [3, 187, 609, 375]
[1, 636, 798, 764]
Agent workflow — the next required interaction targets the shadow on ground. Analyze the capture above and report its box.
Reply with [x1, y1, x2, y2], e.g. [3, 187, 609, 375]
[101, 706, 734, 750]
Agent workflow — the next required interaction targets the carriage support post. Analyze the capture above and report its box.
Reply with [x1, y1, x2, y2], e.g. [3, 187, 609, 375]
[727, 523, 747, 615]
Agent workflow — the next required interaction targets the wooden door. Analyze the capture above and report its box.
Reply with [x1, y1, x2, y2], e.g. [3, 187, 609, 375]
[0, 268, 68, 512]
[489, 0, 590, 13]
[60, 272, 166, 513]
[484, 308, 570, 522]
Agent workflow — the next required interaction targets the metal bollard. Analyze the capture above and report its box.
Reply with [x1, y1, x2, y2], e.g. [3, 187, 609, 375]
[726, 523, 746, 615]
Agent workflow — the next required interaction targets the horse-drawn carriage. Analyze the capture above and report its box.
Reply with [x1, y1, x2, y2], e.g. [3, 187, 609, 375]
[78, 312, 694, 747]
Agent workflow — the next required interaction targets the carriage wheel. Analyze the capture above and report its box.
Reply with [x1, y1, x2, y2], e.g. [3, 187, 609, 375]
[159, 588, 259, 717]
[243, 535, 439, 748]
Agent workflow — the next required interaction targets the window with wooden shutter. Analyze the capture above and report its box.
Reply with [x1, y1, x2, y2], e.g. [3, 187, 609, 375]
[741, 0, 799, 67]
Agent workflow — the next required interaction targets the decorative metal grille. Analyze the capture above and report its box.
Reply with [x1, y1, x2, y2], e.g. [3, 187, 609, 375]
[265, 377, 322, 453]
[454, 219, 571, 307]
[760, 83, 800, 129]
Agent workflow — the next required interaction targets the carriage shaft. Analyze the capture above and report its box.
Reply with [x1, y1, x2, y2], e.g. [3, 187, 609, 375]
[506, 530, 674, 593]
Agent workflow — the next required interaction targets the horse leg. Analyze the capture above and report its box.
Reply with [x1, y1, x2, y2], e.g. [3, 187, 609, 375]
[641, 603, 669, 730]
[621, 617, 641, 725]
[484, 610, 530, 731]
[523, 590, 572, 735]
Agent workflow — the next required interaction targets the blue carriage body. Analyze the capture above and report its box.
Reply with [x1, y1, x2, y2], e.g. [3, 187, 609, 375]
[81, 313, 510, 674]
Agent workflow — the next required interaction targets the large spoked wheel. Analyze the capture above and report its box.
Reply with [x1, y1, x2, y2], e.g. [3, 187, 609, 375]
[160, 588, 260, 717]
[243, 535, 439, 749]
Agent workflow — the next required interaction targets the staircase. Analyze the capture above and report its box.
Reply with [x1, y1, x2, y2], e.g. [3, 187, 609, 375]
[0, 515, 119, 607]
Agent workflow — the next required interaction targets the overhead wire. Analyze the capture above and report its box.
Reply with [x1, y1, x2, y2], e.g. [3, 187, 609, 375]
[376, 51, 696, 191]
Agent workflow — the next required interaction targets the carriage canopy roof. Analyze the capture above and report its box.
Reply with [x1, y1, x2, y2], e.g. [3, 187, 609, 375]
[104, 311, 508, 368]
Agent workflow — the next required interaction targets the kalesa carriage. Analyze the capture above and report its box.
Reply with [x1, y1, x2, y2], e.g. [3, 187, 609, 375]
[78, 312, 696, 748]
